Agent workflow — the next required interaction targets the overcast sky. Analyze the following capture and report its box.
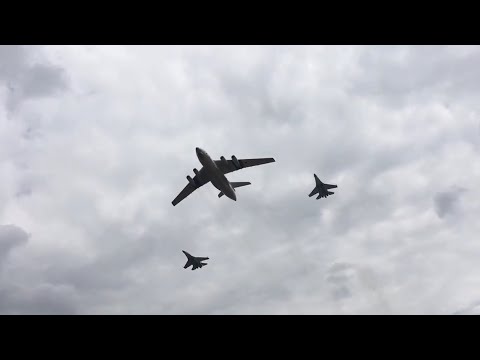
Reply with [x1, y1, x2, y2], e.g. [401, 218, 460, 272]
[1, 45, 479, 314]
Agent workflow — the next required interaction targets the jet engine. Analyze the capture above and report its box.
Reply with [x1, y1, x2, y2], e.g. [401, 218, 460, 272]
[193, 168, 200, 176]
[231, 155, 241, 169]
[220, 156, 228, 166]
[187, 175, 196, 187]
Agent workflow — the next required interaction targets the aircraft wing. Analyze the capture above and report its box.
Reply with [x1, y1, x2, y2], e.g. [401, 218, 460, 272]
[172, 167, 210, 206]
[324, 184, 337, 189]
[214, 157, 275, 175]
[308, 188, 319, 197]
[197, 257, 209, 261]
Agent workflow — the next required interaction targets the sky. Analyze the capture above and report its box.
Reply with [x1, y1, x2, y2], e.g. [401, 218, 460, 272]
[0, 45, 479, 314]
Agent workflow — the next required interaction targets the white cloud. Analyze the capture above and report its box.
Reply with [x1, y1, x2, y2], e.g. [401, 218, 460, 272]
[0, 224, 29, 264]
[0, 45, 479, 314]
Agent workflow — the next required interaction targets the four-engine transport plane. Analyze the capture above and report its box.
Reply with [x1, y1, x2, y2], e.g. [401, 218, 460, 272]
[172, 147, 275, 206]
[308, 174, 337, 199]
[182, 250, 209, 270]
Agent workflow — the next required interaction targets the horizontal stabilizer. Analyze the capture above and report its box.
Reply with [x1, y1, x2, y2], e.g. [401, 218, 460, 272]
[218, 182, 251, 198]
[316, 192, 334, 199]
[231, 182, 251, 188]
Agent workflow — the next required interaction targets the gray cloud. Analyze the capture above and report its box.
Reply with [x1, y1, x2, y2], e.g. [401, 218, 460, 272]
[350, 46, 480, 108]
[452, 300, 480, 315]
[0, 45, 68, 113]
[0, 46, 479, 314]
[0, 283, 78, 315]
[0, 224, 78, 314]
[0, 224, 29, 264]
[434, 187, 467, 218]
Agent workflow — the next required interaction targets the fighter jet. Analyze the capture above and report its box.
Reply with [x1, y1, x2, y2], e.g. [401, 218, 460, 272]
[172, 147, 275, 206]
[182, 250, 209, 270]
[308, 174, 337, 199]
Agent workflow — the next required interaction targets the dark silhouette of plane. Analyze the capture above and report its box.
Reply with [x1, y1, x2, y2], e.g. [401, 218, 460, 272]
[308, 174, 337, 199]
[172, 147, 275, 206]
[182, 250, 209, 270]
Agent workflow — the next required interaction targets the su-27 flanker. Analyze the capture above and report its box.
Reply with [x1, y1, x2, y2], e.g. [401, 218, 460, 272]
[308, 174, 337, 199]
[182, 251, 209, 270]
[172, 147, 275, 206]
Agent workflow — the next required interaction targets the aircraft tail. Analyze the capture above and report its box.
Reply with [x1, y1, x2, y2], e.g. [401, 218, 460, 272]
[316, 191, 334, 200]
[231, 182, 251, 189]
[218, 182, 251, 198]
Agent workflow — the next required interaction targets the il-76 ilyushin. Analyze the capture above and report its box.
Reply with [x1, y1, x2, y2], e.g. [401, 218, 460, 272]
[172, 147, 275, 206]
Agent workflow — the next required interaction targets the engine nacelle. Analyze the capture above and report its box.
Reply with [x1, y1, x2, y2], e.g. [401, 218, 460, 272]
[231, 155, 241, 169]
[187, 175, 196, 187]
[220, 156, 228, 166]
[193, 168, 200, 176]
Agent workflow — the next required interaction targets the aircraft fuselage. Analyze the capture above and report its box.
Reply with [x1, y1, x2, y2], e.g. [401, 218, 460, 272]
[196, 147, 236, 201]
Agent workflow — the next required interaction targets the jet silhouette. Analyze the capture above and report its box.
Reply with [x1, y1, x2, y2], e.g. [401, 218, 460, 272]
[182, 250, 209, 270]
[172, 147, 275, 206]
[308, 174, 337, 199]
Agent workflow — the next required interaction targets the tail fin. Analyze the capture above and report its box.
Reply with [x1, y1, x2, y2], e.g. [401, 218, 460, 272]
[316, 191, 334, 199]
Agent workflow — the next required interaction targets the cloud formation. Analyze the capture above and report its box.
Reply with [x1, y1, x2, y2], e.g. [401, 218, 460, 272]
[0, 45, 479, 314]
[0, 224, 29, 264]
[434, 186, 467, 218]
